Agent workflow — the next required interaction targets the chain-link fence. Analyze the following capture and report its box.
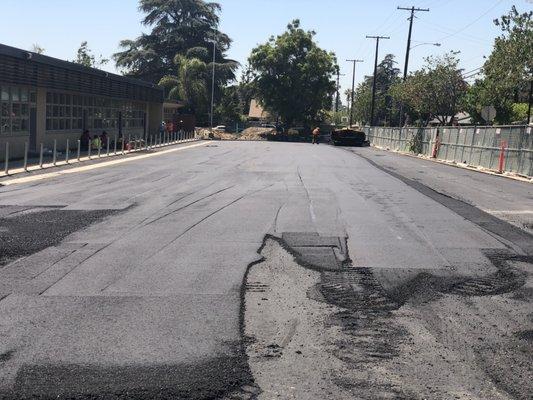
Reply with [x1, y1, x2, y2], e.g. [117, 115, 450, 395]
[365, 125, 533, 178]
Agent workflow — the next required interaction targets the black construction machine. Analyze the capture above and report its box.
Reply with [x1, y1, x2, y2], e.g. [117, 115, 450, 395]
[331, 128, 368, 146]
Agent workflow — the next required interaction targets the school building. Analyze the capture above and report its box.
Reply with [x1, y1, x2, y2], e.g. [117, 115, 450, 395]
[0, 43, 165, 158]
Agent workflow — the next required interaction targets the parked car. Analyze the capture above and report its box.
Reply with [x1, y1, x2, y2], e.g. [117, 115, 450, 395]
[214, 125, 227, 131]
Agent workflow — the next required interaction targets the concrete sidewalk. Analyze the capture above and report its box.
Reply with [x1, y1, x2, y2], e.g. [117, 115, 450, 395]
[1, 136, 198, 179]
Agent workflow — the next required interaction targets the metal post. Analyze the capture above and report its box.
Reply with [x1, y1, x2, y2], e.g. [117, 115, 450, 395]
[39, 143, 44, 167]
[88, 139, 91, 159]
[23, 142, 28, 171]
[527, 77, 532, 125]
[3, 142, 8, 175]
[77, 140, 81, 161]
[98, 140, 101, 158]
[106, 138, 110, 156]
[65, 139, 69, 164]
[52, 140, 57, 166]
[128, 135, 131, 152]
[114, 135, 118, 155]
[210, 39, 216, 136]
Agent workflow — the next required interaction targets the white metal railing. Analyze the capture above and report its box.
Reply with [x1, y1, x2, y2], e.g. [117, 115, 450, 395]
[1, 130, 197, 177]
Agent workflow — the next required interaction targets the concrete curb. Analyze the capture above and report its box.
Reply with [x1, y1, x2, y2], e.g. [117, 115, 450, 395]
[0, 139, 200, 179]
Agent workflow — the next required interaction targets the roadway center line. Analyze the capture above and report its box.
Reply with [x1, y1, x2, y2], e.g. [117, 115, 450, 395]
[0, 142, 208, 186]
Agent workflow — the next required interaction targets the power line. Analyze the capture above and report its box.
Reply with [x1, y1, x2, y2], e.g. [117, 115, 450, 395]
[435, 0, 504, 42]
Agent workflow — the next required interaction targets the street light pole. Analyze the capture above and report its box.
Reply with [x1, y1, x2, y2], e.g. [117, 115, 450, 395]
[346, 59, 364, 127]
[366, 36, 389, 126]
[210, 40, 216, 134]
[335, 69, 345, 113]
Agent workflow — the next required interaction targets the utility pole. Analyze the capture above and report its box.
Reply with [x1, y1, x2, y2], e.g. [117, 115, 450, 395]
[210, 40, 216, 134]
[366, 36, 389, 126]
[398, 6, 429, 80]
[398, 6, 429, 126]
[346, 59, 363, 126]
[335, 69, 345, 113]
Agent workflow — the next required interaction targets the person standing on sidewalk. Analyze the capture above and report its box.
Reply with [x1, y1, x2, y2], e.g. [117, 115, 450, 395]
[312, 127, 320, 144]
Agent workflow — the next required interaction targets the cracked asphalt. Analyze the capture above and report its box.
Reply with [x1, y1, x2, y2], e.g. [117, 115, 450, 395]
[0, 140, 531, 399]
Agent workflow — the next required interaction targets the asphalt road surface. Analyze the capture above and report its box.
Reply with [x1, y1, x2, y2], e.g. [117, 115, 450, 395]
[0, 141, 531, 399]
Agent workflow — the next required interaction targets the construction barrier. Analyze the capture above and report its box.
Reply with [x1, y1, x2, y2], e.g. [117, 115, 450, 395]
[365, 125, 533, 178]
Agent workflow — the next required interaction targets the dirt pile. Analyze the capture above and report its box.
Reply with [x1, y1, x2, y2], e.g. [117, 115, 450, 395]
[238, 127, 273, 141]
[194, 127, 273, 141]
[195, 128, 237, 140]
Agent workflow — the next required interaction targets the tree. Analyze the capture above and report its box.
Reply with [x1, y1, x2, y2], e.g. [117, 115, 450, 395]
[74, 41, 108, 68]
[158, 49, 238, 123]
[248, 20, 338, 127]
[159, 55, 208, 116]
[214, 85, 244, 126]
[467, 6, 532, 124]
[30, 44, 45, 54]
[352, 54, 401, 126]
[391, 53, 467, 126]
[352, 81, 372, 125]
[114, 0, 236, 85]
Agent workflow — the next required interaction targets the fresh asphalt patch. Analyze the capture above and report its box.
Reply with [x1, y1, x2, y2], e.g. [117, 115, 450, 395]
[12, 354, 252, 400]
[0, 205, 119, 267]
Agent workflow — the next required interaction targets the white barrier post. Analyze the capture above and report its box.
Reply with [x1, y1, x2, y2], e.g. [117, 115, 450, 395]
[52, 140, 57, 166]
[39, 143, 44, 168]
[23, 142, 28, 171]
[3, 142, 8, 175]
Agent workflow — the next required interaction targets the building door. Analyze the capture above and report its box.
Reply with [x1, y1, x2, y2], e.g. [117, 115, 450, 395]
[29, 107, 37, 152]
[82, 109, 88, 131]
[118, 111, 123, 137]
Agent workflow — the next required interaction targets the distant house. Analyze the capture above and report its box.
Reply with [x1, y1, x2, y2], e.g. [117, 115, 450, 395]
[429, 112, 472, 126]
[248, 99, 272, 121]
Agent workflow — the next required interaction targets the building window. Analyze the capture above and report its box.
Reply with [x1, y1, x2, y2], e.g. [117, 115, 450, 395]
[122, 101, 145, 129]
[46, 92, 83, 131]
[0, 85, 34, 135]
[45, 92, 145, 133]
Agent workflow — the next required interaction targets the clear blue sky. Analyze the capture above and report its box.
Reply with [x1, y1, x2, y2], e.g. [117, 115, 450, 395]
[1, 0, 531, 100]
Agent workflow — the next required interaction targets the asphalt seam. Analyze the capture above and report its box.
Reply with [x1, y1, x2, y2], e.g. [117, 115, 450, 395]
[351, 150, 533, 256]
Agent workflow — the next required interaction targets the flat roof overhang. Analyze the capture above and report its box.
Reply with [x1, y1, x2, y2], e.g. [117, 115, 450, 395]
[0, 43, 164, 103]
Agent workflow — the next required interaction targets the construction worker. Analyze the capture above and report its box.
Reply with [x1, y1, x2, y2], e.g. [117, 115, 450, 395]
[312, 127, 320, 144]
